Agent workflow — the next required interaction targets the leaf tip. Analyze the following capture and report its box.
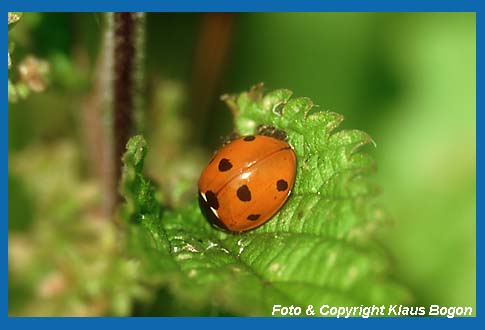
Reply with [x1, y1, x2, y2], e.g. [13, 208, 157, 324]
[123, 135, 148, 171]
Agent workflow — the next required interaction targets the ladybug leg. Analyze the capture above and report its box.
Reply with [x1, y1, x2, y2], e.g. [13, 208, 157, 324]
[220, 131, 240, 147]
[256, 125, 288, 142]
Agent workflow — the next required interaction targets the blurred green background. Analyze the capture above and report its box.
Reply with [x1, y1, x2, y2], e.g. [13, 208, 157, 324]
[8, 12, 475, 315]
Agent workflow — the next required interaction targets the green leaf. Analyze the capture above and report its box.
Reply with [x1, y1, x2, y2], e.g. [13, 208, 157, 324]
[121, 85, 411, 316]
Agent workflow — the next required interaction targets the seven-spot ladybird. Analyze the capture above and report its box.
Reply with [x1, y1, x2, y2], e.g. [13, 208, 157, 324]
[198, 134, 296, 232]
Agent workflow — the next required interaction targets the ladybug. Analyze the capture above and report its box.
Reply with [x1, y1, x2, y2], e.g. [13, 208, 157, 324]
[198, 134, 296, 232]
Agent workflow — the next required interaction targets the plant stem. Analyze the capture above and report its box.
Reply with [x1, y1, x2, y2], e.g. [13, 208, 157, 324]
[190, 13, 234, 140]
[82, 13, 145, 219]
[112, 12, 146, 212]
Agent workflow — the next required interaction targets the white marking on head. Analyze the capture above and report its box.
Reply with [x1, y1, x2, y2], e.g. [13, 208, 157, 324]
[210, 207, 219, 218]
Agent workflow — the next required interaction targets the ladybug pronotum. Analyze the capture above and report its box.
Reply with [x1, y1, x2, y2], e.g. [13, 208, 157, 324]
[198, 134, 296, 232]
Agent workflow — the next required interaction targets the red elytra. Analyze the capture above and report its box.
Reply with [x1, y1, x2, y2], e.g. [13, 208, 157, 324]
[198, 135, 296, 232]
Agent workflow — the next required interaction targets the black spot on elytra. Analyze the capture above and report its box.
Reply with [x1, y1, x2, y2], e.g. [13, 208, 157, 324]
[205, 190, 219, 210]
[236, 185, 252, 202]
[218, 158, 232, 172]
[276, 179, 289, 192]
[247, 214, 261, 221]
[243, 135, 255, 142]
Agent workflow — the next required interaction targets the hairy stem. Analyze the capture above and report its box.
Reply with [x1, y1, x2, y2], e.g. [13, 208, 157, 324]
[112, 12, 146, 213]
[83, 13, 146, 219]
